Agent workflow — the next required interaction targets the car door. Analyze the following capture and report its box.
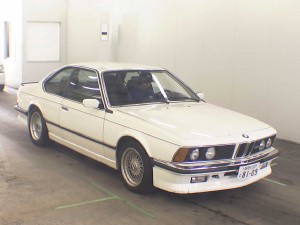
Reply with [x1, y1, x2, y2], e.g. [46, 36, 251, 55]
[43, 67, 75, 140]
[60, 68, 105, 159]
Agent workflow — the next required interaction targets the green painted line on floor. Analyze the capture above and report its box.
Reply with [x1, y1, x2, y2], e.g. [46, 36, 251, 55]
[263, 178, 287, 187]
[55, 196, 118, 210]
[125, 200, 157, 219]
[91, 182, 118, 198]
[91, 182, 156, 219]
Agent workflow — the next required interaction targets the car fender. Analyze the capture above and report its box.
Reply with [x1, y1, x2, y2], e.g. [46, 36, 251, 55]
[115, 128, 153, 156]
[115, 128, 179, 162]
[27, 100, 43, 115]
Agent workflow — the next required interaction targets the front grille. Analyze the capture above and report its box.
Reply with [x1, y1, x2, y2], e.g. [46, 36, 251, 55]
[236, 142, 256, 157]
[250, 141, 261, 155]
[235, 135, 276, 158]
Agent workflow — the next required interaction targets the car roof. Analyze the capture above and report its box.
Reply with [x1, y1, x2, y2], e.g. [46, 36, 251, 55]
[67, 62, 164, 72]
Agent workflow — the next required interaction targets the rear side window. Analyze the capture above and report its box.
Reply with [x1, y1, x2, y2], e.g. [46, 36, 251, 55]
[44, 68, 74, 96]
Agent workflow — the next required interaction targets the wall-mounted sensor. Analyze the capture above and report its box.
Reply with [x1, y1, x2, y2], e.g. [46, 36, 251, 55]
[101, 24, 108, 41]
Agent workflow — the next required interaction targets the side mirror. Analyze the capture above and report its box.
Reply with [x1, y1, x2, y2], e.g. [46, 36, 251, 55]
[82, 99, 103, 109]
[196, 92, 205, 100]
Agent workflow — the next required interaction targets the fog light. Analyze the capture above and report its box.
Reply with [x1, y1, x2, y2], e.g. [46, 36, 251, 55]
[266, 138, 272, 148]
[191, 176, 208, 183]
[206, 147, 216, 160]
[259, 140, 266, 151]
[190, 149, 200, 161]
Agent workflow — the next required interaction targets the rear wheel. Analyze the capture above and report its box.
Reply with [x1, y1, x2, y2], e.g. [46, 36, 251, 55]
[120, 140, 153, 193]
[28, 108, 50, 146]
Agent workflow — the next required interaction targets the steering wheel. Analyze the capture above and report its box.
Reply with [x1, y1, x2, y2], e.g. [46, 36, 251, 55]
[156, 89, 171, 99]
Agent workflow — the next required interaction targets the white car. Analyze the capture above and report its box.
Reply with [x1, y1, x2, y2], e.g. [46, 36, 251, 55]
[15, 62, 279, 194]
[0, 64, 5, 91]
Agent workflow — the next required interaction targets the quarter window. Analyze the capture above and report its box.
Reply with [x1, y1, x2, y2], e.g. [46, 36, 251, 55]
[66, 69, 101, 103]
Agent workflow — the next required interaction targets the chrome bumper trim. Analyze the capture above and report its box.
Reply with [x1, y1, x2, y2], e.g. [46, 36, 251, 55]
[14, 105, 28, 116]
[153, 148, 279, 174]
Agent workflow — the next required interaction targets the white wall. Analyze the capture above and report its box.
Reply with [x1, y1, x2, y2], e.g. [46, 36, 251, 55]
[66, 0, 113, 63]
[22, 0, 68, 82]
[266, 0, 300, 143]
[0, 0, 23, 88]
[111, 0, 300, 143]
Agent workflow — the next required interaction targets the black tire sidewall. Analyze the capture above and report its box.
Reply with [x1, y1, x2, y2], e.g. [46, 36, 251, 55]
[28, 109, 49, 146]
[119, 140, 153, 193]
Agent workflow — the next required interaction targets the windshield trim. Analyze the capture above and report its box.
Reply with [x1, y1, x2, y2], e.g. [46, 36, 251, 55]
[101, 69, 200, 108]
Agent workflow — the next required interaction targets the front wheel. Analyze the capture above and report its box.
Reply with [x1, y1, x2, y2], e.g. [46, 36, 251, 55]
[28, 108, 50, 146]
[120, 141, 153, 193]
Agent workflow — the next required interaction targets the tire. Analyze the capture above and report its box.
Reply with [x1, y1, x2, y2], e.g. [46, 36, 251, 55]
[28, 108, 50, 146]
[119, 140, 153, 193]
[0, 85, 4, 91]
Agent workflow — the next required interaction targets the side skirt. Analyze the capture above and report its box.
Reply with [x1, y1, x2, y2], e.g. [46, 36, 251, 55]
[49, 133, 117, 170]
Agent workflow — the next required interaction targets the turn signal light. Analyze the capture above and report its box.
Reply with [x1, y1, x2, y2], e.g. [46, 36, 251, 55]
[173, 148, 189, 162]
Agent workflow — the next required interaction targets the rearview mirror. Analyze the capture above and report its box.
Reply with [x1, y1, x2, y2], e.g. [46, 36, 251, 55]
[83, 99, 103, 109]
[196, 92, 205, 100]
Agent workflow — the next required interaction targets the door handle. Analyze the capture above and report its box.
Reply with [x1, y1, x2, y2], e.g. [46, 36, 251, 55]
[61, 106, 69, 111]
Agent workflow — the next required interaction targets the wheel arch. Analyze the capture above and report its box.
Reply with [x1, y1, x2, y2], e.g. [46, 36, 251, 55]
[27, 103, 43, 125]
[27, 102, 51, 146]
[27, 100, 43, 114]
[28, 104, 40, 112]
[115, 135, 152, 170]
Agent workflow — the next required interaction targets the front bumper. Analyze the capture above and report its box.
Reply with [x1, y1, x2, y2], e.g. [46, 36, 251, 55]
[14, 105, 28, 126]
[152, 147, 279, 193]
[15, 105, 28, 115]
[0, 73, 5, 84]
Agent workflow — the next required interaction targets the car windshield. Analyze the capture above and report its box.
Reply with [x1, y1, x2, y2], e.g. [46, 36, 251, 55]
[103, 70, 199, 106]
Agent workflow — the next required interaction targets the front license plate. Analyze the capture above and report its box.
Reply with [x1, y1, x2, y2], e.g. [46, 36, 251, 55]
[238, 163, 260, 179]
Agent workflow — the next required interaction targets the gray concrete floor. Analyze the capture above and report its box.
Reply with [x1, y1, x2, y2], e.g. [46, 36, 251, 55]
[0, 87, 299, 225]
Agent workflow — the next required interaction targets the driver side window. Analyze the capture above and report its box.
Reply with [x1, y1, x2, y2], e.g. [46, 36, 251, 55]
[66, 69, 101, 103]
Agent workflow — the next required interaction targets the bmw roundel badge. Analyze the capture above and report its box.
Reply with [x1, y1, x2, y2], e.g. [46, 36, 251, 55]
[242, 134, 249, 138]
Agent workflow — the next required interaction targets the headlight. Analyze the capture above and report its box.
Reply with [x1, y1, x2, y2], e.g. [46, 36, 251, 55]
[190, 149, 199, 161]
[173, 145, 235, 162]
[259, 140, 266, 151]
[205, 147, 216, 159]
[266, 138, 272, 148]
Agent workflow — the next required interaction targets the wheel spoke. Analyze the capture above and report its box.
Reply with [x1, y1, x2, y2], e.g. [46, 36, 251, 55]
[121, 147, 144, 187]
[30, 112, 43, 141]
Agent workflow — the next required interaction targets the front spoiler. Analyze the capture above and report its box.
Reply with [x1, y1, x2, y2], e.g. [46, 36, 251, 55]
[153, 147, 279, 174]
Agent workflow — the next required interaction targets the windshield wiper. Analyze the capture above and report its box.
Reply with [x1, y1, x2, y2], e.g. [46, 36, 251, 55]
[168, 96, 199, 102]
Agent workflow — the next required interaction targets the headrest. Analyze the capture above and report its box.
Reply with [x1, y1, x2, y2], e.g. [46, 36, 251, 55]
[104, 74, 117, 84]
[138, 72, 153, 83]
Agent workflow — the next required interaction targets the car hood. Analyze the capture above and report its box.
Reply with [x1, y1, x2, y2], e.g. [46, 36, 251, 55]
[116, 102, 270, 140]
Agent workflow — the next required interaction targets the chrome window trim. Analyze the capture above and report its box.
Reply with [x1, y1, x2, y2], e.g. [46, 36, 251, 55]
[41, 65, 109, 111]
